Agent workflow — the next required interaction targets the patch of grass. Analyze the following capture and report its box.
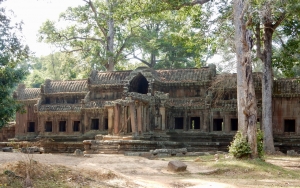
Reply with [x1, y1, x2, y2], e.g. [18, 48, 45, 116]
[0, 160, 119, 188]
[197, 155, 300, 180]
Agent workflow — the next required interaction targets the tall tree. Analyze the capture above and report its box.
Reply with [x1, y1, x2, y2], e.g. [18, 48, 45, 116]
[0, 0, 30, 128]
[25, 52, 87, 88]
[253, 0, 300, 153]
[128, 6, 215, 69]
[38, 0, 132, 71]
[233, 0, 258, 158]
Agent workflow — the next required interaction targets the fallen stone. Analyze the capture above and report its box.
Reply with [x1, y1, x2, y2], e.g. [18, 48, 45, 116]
[176, 153, 184, 157]
[74, 149, 83, 156]
[21, 146, 40, 154]
[2, 147, 13, 152]
[199, 169, 219, 175]
[287, 150, 298, 156]
[168, 160, 187, 172]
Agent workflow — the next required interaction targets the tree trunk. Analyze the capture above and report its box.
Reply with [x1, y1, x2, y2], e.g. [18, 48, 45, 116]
[233, 0, 258, 158]
[107, 0, 115, 71]
[262, 26, 275, 154]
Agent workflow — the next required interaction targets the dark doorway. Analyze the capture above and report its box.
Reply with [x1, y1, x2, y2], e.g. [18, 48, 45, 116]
[59, 121, 66, 132]
[284, 119, 295, 132]
[73, 121, 80, 132]
[213, 119, 223, 131]
[129, 73, 149, 94]
[104, 118, 108, 130]
[190, 117, 200, 129]
[45, 97, 50, 104]
[45, 121, 52, 132]
[28, 122, 35, 132]
[91, 119, 99, 130]
[175, 117, 184, 129]
[231, 118, 238, 131]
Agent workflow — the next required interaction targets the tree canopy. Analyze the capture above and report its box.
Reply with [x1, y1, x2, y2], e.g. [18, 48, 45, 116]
[0, 0, 30, 128]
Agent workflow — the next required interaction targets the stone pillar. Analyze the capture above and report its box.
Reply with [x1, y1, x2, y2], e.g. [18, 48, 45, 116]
[120, 106, 125, 134]
[149, 105, 155, 131]
[146, 106, 150, 131]
[184, 109, 188, 131]
[124, 106, 128, 134]
[113, 104, 120, 135]
[160, 107, 166, 130]
[142, 105, 147, 132]
[224, 113, 230, 133]
[137, 103, 142, 134]
[83, 111, 88, 133]
[107, 107, 114, 135]
[129, 102, 137, 136]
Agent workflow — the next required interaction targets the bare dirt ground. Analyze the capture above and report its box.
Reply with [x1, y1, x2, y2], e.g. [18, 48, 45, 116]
[1, 152, 300, 188]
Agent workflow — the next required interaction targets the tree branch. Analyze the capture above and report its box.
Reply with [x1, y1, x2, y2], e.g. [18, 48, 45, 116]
[133, 54, 151, 67]
[272, 12, 286, 30]
[84, 0, 107, 38]
[255, 23, 264, 60]
[115, 37, 131, 61]
[59, 34, 105, 46]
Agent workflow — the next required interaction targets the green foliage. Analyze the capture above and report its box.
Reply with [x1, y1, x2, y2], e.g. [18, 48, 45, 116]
[24, 53, 89, 88]
[229, 129, 264, 159]
[38, 0, 132, 70]
[0, 2, 29, 128]
[229, 131, 252, 159]
[257, 129, 264, 158]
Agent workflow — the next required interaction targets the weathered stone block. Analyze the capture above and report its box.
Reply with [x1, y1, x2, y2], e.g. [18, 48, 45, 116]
[168, 160, 187, 172]
[21, 146, 40, 153]
[74, 149, 83, 156]
[2, 147, 13, 152]
[287, 150, 298, 156]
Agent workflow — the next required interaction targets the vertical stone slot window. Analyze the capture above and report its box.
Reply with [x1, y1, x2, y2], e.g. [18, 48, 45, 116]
[231, 119, 238, 131]
[45, 97, 50, 104]
[45, 121, 52, 132]
[91, 119, 99, 130]
[59, 121, 66, 132]
[104, 118, 108, 130]
[73, 121, 80, 132]
[27, 122, 35, 132]
[284, 119, 295, 132]
[190, 117, 200, 129]
[213, 119, 223, 131]
[175, 117, 184, 129]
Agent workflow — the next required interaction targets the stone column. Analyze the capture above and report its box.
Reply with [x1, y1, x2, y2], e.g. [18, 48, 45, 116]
[107, 107, 114, 135]
[129, 102, 137, 136]
[142, 105, 147, 132]
[137, 103, 142, 135]
[83, 111, 88, 133]
[160, 107, 166, 130]
[224, 113, 230, 133]
[146, 106, 150, 131]
[124, 106, 128, 134]
[113, 104, 120, 135]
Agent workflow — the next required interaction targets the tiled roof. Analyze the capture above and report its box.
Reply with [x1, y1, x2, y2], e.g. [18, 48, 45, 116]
[211, 72, 262, 89]
[156, 68, 213, 82]
[166, 98, 205, 107]
[274, 79, 300, 95]
[89, 70, 131, 85]
[14, 84, 40, 100]
[44, 79, 88, 94]
[39, 104, 82, 112]
[19, 88, 40, 100]
[84, 100, 107, 108]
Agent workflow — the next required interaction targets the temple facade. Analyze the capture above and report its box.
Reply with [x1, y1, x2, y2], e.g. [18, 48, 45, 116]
[12, 65, 300, 145]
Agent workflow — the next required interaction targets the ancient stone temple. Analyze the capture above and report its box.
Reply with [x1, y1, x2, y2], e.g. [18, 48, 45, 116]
[11, 65, 300, 153]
